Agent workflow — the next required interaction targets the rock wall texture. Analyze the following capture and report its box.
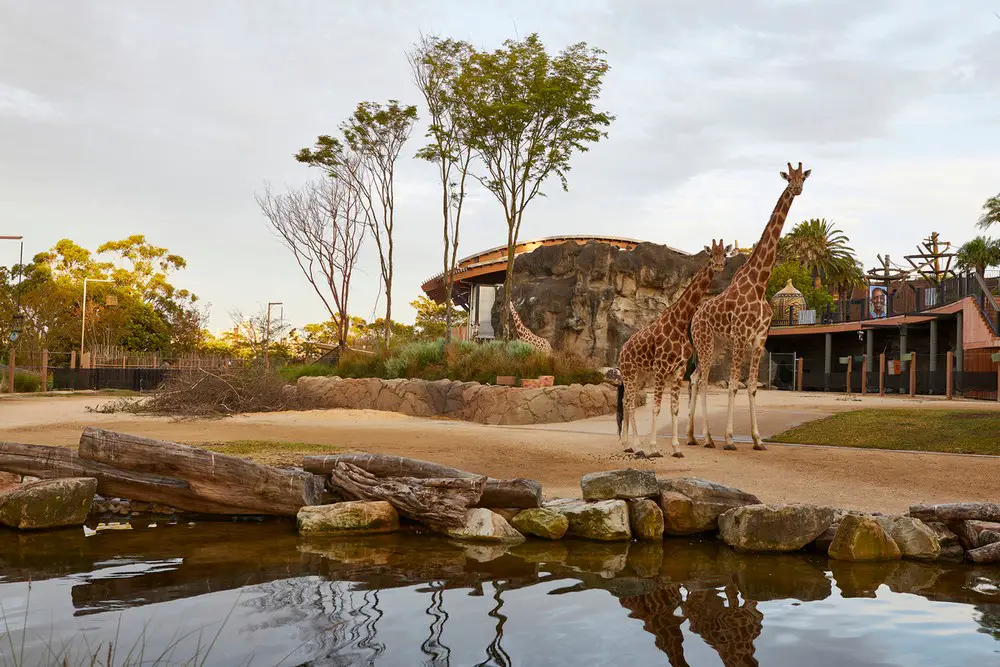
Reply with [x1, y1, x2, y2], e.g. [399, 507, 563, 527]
[297, 376, 644, 425]
[492, 241, 746, 371]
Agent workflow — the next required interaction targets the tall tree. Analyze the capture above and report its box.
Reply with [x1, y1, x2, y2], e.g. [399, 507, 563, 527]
[781, 218, 858, 290]
[956, 236, 1000, 276]
[257, 176, 366, 350]
[297, 101, 419, 345]
[978, 192, 1000, 230]
[408, 34, 474, 343]
[452, 33, 614, 337]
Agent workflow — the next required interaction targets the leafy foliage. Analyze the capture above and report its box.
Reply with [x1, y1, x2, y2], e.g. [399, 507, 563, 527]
[955, 236, 1000, 276]
[766, 261, 836, 313]
[978, 192, 1000, 230]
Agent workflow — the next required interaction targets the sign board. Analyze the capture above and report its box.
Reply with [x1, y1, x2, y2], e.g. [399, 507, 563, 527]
[992, 352, 1000, 363]
[887, 359, 901, 375]
[798, 310, 816, 325]
[839, 356, 850, 365]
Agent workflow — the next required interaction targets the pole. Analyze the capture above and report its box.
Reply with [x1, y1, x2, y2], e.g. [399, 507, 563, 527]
[946, 350, 954, 399]
[909, 351, 916, 398]
[879, 353, 886, 397]
[861, 355, 867, 396]
[796, 356, 803, 391]
[40, 349, 48, 393]
[846, 356, 853, 397]
[264, 301, 282, 371]
[7, 349, 14, 394]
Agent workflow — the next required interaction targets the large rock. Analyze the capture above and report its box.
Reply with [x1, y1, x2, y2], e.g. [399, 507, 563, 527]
[0, 472, 20, 491]
[628, 499, 664, 540]
[875, 516, 940, 561]
[545, 498, 631, 541]
[581, 469, 659, 500]
[909, 502, 1000, 523]
[0, 478, 97, 530]
[951, 520, 1000, 550]
[924, 521, 960, 547]
[496, 240, 746, 368]
[511, 508, 569, 540]
[718, 504, 836, 553]
[296, 501, 399, 536]
[829, 515, 902, 561]
[443, 508, 525, 543]
[658, 477, 761, 535]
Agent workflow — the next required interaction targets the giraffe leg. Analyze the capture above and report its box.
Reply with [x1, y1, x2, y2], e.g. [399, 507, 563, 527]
[670, 372, 684, 458]
[620, 377, 635, 452]
[686, 368, 700, 446]
[643, 372, 665, 458]
[723, 343, 743, 451]
[687, 331, 715, 447]
[700, 371, 715, 448]
[747, 337, 767, 450]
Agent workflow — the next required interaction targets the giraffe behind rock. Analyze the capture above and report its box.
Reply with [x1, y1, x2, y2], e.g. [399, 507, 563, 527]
[509, 305, 552, 354]
[687, 162, 811, 451]
[616, 239, 728, 458]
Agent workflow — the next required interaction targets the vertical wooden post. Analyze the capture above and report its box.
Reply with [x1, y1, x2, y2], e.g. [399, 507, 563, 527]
[996, 362, 1000, 403]
[71, 350, 77, 370]
[40, 349, 48, 393]
[861, 355, 868, 396]
[879, 353, 886, 397]
[846, 356, 853, 396]
[6, 349, 13, 394]
[909, 351, 916, 398]
[796, 356, 804, 391]
[946, 351, 954, 400]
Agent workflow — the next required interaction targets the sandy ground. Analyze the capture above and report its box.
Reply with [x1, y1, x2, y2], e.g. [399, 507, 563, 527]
[2, 388, 999, 514]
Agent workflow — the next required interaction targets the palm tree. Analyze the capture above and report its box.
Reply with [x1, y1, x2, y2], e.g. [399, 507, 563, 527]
[956, 236, 1000, 276]
[978, 192, 1000, 230]
[781, 218, 858, 290]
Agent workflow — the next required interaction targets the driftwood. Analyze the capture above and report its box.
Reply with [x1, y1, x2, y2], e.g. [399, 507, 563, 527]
[966, 540, 1000, 564]
[0, 442, 258, 515]
[303, 453, 541, 509]
[909, 503, 1000, 524]
[326, 461, 486, 528]
[78, 428, 324, 517]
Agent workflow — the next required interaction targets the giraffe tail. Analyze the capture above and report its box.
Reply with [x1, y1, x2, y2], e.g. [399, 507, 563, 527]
[616, 382, 625, 437]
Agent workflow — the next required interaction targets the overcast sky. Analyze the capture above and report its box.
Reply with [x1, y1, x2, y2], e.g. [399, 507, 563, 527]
[1, 1, 998, 331]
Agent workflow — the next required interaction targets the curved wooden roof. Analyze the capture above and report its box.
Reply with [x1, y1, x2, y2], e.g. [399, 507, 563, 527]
[421, 234, 687, 303]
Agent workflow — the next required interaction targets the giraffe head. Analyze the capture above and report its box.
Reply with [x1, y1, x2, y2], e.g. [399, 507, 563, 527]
[779, 162, 811, 195]
[708, 238, 727, 273]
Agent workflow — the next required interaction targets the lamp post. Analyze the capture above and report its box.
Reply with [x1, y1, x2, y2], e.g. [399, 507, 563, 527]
[80, 278, 113, 367]
[264, 301, 283, 370]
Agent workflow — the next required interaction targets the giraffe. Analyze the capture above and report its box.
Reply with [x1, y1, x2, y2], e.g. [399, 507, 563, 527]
[687, 162, 811, 451]
[509, 304, 552, 354]
[616, 239, 728, 458]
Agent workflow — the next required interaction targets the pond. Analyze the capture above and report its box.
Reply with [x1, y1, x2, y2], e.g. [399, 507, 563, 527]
[1, 520, 999, 666]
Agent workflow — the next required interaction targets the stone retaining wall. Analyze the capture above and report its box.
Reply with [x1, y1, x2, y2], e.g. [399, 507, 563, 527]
[296, 376, 644, 425]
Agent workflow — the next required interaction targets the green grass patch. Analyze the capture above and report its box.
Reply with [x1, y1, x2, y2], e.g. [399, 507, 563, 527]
[190, 440, 345, 467]
[770, 408, 1000, 455]
[281, 338, 604, 386]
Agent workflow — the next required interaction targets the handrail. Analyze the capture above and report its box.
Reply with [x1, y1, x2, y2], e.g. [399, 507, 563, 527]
[971, 271, 1000, 336]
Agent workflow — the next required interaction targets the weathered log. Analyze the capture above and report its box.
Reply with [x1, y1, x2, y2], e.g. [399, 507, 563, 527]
[303, 453, 541, 508]
[909, 503, 1000, 524]
[78, 427, 324, 516]
[326, 461, 486, 528]
[0, 442, 255, 515]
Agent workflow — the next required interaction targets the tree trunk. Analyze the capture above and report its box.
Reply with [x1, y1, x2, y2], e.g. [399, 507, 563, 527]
[0, 441, 259, 515]
[909, 503, 1000, 523]
[326, 461, 485, 528]
[302, 453, 542, 508]
[78, 428, 325, 516]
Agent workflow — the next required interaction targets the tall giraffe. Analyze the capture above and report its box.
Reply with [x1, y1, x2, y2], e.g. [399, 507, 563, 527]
[687, 162, 811, 450]
[617, 239, 728, 458]
[509, 305, 552, 354]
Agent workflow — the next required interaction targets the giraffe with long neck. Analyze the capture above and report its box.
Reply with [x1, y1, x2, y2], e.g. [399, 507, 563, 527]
[687, 162, 811, 450]
[509, 305, 552, 354]
[617, 239, 728, 458]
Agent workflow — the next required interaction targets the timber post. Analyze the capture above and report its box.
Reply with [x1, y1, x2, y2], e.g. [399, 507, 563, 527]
[909, 351, 916, 398]
[846, 356, 853, 397]
[796, 357, 803, 391]
[879, 353, 886, 397]
[6, 349, 13, 394]
[946, 351, 954, 400]
[40, 349, 48, 393]
[861, 355, 867, 396]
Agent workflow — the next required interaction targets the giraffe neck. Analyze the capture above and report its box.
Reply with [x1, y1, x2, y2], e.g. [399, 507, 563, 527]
[742, 186, 796, 281]
[510, 309, 529, 339]
[657, 259, 716, 325]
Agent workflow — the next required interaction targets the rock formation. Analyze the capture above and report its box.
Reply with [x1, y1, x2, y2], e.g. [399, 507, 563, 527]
[492, 241, 746, 368]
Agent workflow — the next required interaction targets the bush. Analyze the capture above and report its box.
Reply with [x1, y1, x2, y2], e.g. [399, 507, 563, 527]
[278, 363, 336, 382]
[5, 371, 43, 393]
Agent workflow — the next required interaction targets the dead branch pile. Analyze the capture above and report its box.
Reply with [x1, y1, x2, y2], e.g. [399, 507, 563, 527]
[90, 366, 297, 417]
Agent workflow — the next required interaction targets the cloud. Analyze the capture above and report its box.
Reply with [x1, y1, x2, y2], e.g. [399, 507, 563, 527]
[0, 83, 59, 121]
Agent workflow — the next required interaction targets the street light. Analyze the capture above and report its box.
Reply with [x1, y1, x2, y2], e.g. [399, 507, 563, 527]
[264, 301, 283, 370]
[80, 277, 113, 363]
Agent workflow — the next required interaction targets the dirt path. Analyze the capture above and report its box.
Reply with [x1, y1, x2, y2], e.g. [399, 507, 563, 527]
[2, 389, 998, 514]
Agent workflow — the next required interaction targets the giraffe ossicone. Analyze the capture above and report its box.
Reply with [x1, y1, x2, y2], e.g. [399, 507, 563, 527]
[616, 239, 729, 459]
[687, 162, 811, 452]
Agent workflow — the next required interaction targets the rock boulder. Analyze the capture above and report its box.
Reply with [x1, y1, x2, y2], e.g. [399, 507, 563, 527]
[718, 504, 836, 553]
[581, 469, 659, 501]
[511, 508, 569, 540]
[875, 516, 939, 560]
[296, 501, 399, 536]
[443, 508, 525, 543]
[0, 478, 97, 530]
[829, 515, 902, 561]
[628, 499, 664, 540]
[545, 498, 632, 541]
[658, 477, 761, 535]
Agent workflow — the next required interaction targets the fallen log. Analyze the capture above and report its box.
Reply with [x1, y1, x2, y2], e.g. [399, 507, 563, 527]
[909, 503, 1000, 524]
[966, 540, 1000, 564]
[79, 428, 325, 517]
[303, 453, 542, 509]
[0, 442, 254, 515]
[326, 461, 486, 528]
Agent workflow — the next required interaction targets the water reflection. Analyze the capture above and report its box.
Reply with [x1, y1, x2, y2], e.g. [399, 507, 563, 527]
[0, 522, 998, 666]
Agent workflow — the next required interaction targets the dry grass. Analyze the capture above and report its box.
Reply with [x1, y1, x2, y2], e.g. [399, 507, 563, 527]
[770, 408, 1000, 455]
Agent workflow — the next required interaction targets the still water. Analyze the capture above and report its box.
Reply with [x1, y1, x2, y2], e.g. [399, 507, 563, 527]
[1, 520, 999, 666]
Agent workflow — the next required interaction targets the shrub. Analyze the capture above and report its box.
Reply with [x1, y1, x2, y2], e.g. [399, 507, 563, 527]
[278, 363, 337, 382]
[8, 371, 42, 393]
